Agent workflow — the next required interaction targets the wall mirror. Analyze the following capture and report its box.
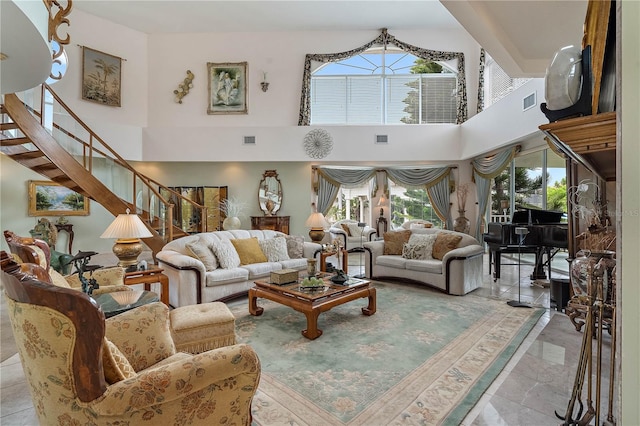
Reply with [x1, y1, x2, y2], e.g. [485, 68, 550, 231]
[258, 170, 282, 216]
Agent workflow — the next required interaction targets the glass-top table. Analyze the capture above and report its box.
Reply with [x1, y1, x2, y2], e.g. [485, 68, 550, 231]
[94, 290, 159, 318]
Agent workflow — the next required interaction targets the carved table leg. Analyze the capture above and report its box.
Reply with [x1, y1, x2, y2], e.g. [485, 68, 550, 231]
[362, 287, 377, 315]
[302, 309, 322, 340]
[248, 288, 263, 316]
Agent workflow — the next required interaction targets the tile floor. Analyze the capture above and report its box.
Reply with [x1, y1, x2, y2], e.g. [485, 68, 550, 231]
[1, 253, 617, 425]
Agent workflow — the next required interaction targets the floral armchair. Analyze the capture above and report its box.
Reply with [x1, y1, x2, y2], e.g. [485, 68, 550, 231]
[4, 229, 129, 295]
[1, 252, 261, 425]
[328, 219, 377, 250]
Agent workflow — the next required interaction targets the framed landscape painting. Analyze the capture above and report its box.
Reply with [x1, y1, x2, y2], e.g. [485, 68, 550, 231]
[207, 62, 248, 115]
[28, 180, 90, 216]
[82, 46, 122, 107]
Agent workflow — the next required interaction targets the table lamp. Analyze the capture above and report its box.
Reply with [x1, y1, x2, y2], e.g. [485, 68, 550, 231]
[100, 209, 153, 270]
[377, 194, 387, 217]
[305, 210, 328, 243]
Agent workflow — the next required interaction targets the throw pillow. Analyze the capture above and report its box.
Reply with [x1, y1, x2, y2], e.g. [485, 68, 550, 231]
[48, 268, 72, 288]
[258, 237, 290, 262]
[186, 239, 218, 271]
[383, 230, 412, 255]
[284, 235, 305, 259]
[406, 233, 437, 259]
[230, 238, 267, 265]
[102, 337, 137, 384]
[346, 223, 364, 237]
[340, 223, 352, 236]
[432, 233, 463, 260]
[402, 242, 428, 260]
[211, 239, 241, 269]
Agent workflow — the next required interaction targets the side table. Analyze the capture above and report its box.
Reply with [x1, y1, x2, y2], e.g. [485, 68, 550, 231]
[124, 267, 169, 306]
[319, 249, 348, 274]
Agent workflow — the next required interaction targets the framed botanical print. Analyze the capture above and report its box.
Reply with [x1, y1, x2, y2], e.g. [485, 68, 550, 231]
[82, 46, 122, 107]
[28, 180, 90, 216]
[207, 62, 248, 114]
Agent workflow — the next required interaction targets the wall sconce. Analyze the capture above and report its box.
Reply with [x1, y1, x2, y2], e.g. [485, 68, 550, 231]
[261, 71, 269, 92]
[174, 70, 194, 103]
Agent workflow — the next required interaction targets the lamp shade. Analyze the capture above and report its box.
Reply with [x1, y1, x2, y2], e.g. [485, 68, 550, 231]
[377, 195, 387, 206]
[100, 210, 153, 240]
[305, 212, 328, 229]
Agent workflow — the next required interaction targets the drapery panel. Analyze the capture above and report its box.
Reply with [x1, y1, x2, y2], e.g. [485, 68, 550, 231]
[315, 167, 377, 215]
[298, 28, 468, 125]
[471, 145, 520, 241]
[477, 48, 486, 113]
[384, 166, 454, 229]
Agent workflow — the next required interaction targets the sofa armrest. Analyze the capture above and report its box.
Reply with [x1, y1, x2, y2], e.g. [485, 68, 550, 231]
[329, 227, 348, 247]
[441, 244, 485, 263]
[156, 250, 206, 306]
[93, 343, 260, 415]
[363, 227, 377, 241]
[303, 241, 323, 259]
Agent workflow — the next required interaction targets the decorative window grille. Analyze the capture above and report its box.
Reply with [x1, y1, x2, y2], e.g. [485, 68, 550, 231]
[483, 53, 531, 109]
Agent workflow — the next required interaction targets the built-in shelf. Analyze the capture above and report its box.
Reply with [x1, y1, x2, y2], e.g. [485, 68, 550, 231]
[539, 111, 617, 181]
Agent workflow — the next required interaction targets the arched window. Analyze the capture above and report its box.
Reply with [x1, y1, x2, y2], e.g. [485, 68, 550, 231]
[311, 47, 458, 124]
[299, 29, 467, 125]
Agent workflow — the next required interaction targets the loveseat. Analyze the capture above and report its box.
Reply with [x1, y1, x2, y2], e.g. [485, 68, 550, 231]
[363, 228, 484, 295]
[156, 230, 322, 307]
[329, 219, 377, 250]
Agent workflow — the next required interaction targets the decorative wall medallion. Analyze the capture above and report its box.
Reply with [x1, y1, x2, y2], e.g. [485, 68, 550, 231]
[303, 129, 333, 159]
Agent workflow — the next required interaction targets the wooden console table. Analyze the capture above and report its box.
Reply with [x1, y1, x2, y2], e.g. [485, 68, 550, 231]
[251, 216, 290, 233]
[124, 267, 169, 306]
[54, 223, 74, 254]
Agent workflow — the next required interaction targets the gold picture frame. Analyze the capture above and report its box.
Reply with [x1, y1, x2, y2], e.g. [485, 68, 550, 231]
[82, 46, 122, 107]
[207, 62, 248, 115]
[28, 180, 90, 217]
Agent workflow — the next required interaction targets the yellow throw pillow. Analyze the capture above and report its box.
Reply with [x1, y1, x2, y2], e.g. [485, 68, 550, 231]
[432, 233, 463, 260]
[383, 230, 412, 255]
[340, 223, 352, 236]
[102, 338, 137, 384]
[230, 237, 268, 265]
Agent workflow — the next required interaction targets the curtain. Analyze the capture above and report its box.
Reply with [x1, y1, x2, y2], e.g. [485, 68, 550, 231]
[477, 48, 486, 113]
[315, 167, 377, 215]
[385, 166, 453, 229]
[471, 145, 520, 241]
[298, 28, 468, 125]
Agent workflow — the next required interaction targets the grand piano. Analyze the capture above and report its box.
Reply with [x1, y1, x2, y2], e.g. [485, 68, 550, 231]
[483, 208, 568, 281]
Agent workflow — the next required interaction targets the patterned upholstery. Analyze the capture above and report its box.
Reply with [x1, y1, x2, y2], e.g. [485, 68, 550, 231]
[4, 229, 129, 295]
[1, 252, 261, 425]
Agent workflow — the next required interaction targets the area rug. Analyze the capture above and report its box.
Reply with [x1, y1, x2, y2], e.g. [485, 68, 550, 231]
[231, 281, 544, 425]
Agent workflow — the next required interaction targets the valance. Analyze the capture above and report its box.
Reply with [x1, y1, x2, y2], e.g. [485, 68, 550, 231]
[298, 29, 467, 126]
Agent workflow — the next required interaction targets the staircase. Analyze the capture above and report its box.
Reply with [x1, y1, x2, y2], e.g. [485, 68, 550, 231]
[0, 85, 207, 255]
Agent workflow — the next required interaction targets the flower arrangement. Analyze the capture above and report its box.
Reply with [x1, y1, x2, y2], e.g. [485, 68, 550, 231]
[568, 179, 614, 252]
[220, 196, 247, 219]
[456, 183, 471, 212]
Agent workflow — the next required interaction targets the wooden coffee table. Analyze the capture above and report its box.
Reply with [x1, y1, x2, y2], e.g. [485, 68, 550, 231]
[249, 274, 376, 340]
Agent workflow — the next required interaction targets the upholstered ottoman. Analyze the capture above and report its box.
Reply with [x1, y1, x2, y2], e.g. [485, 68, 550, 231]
[170, 302, 237, 354]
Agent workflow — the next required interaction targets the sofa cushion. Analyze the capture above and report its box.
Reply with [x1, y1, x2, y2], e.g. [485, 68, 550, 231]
[102, 338, 136, 384]
[186, 239, 218, 271]
[231, 237, 268, 265]
[383, 230, 412, 255]
[432, 233, 463, 260]
[405, 259, 443, 274]
[376, 255, 407, 269]
[279, 258, 308, 270]
[284, 235, 305, 259]
[204, 267, 250, 287]
[243, 262, 282, 279]
[258, 237, 290, 262]
[346, 223, 364, 236]
[211, 239, 242, 269]
[340, 223, 351, 235]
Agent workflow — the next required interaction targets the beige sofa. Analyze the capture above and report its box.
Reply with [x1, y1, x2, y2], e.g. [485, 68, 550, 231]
[329, 219, 377, 250]
[363, 228, 484, 295]
[156, 230, 321, 307]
